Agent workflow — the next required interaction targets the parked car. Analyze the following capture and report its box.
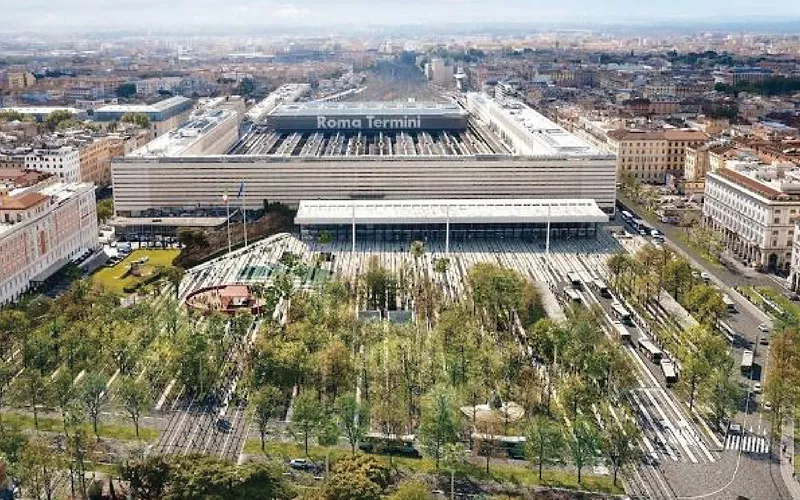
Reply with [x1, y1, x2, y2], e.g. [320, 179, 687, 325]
[289, 458, 313, 471]
[758, 324, 770, 333]
[753, 382, 762, 394]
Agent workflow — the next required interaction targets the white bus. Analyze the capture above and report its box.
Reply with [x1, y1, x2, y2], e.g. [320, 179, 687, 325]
[563, 288, 583, 305]
[660, 359, 678, 386]
[593, 279, 611, 298]
[612, 321, 632, 344]
[611, 302, 633, 325]
[567, 272, 583, 288]
[722, 294, 736, 313]
[639, 339, 663, 363]
[741, 349, 754, 374]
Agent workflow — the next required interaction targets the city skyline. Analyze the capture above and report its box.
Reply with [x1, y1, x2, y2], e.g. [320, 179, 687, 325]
[4, 0, 800, 32]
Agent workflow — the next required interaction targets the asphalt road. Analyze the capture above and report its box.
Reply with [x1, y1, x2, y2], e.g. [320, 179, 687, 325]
[613, 205, 793, 499]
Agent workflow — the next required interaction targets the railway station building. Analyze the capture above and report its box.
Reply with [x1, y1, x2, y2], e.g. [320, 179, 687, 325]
[294, 198, 609, 251]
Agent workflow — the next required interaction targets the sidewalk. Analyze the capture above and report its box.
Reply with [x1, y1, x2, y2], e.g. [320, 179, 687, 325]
[781, 418, 800, 499]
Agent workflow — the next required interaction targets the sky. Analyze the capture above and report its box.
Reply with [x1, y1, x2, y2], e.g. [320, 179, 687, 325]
[3, 0, 800, 31]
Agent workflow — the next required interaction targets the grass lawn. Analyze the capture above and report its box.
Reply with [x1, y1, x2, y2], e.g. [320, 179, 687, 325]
[91, 249, 179, 294]
[244, 439, 622, 494]
[1, 411, 157, 442]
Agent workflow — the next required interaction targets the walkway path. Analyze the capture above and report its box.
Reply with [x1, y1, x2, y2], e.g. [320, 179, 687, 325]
[782, 418, 800, 499]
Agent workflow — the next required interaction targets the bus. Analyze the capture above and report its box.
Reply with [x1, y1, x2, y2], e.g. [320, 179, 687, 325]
[564, 288, 583, 305]
[633, 221, 652, 236]
[639, 339, 663, 363]
[741, 349, 754, 374]
[567, 272, 582, 288]
[722, 294, 736, 313]
[611, 302, 633, 326]
[612, 321, 632, 344]
[593, 279, 611, 298]
[660, 359, 678, 386]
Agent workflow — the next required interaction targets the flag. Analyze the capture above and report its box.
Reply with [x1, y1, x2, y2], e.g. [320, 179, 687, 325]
[237, 181, 245, 198]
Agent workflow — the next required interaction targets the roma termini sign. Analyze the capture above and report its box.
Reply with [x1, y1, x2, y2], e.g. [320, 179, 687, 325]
[316, 115, 422, 130]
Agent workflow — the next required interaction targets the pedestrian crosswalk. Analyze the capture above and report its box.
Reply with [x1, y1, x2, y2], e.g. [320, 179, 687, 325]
[725, 433, 771, 454]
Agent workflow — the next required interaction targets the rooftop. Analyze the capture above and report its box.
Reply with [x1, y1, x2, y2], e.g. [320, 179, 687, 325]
[94, 96, 191, 115]
[0, 106, 83, 115]
[129, 108, 237, 157]
[270, 100, 467, 118]
[466, 93, 605, 158]
[295, 198, 609, 225]
[245, 84, 310, 122]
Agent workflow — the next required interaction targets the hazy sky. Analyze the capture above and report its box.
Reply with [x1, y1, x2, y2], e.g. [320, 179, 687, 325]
[4, 0, 800, 30]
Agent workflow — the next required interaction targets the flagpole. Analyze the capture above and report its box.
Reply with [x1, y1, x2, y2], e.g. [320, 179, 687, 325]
[242, 181, 248, 248]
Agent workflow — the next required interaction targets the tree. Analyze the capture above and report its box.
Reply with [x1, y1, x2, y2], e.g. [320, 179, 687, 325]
[116, 83, 137, 98]
[569, 416, 599, 484]
[525, 415, 565, 480]
[474, 418, 503, 474]
[250, 385, 283, 453]
[165, 455, 293, 499]
[663, 258, 694, 302]
[418, 386, 461, 469]
[119, 456, 171, 500]
[290, 391, 324, 456]
[44, 110, 74, 131]
[442, 443, 466, 500]
[323, 454, 389, 500]
[121, 112, 151, 130]
[684, 284, 726, 326]
[433, 257, 450, 274]
[410, 241, 425, 260]
[679, 326, 730, 411]
[118, 377, 150, 438]
[601, 413, 641, 486]
[318, 230, 333, 245]
[49, 369, 78, 437]
[466, 263, 526, 331]
[163, 266, 185, 299]
[337, 393, 369, 455]
[81, 372, 108, 440]
[14, 370, 49, 431]
[19, 436, 62, 500]
[0, 360, 13, 431]
[97, 199, 114, 223]
[764, 328, 800, 439]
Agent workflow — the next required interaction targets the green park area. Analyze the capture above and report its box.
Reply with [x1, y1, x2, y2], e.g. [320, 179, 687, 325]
[91, 249, 180, 294]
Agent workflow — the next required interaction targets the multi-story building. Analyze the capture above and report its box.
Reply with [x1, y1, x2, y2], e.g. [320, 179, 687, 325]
[134, 77, 183, 97]
[607, 129, 709, 184]
[6, 72, 35, 90]
[112, 93, 616, 218]
[76, 136, 115, 187]
[684, 144, 712, 194]
[788, 226, 800, 290]
[704, 162, 800, 272]
[0, 171, 97, 304]
[24, 147, 81, 183]
[724, 67, 774, 85]
[93, 96, 193, 137]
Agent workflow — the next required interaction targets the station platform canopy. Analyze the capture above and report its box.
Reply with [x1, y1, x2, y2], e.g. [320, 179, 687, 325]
[295, 198, 609, 226]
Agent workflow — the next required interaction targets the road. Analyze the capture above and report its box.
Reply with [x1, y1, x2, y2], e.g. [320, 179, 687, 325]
[151, 319, 259, 462]
[614, 205, 793, 499]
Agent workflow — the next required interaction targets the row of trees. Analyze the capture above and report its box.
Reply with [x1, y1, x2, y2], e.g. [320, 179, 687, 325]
[607, 246, 741, 428]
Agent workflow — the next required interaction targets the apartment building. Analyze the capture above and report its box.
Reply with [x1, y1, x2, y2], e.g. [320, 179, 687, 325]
[6, 72, 35, 90]
[607, 129, 709, 183]
[0, 171, 97, 304]
[24, 147, 81, 183]
[77, 136, 116, 187]
[704, 162, 800, 272]
[684, 144, 712, 194]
